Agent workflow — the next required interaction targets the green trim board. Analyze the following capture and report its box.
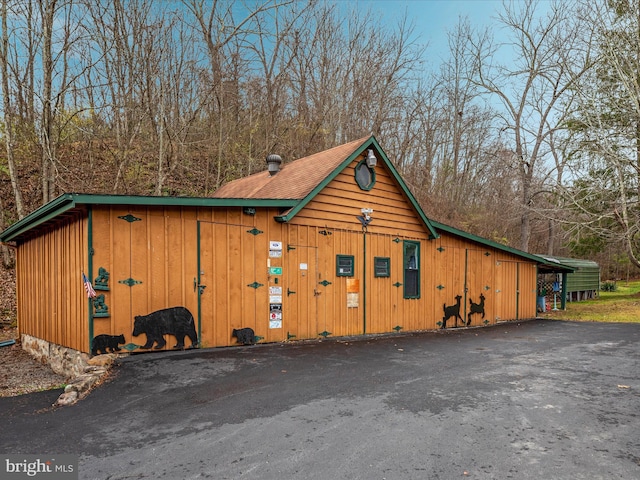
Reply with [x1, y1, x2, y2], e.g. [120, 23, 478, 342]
[0, 193, 298, 243]
[87, 206, 94, 353]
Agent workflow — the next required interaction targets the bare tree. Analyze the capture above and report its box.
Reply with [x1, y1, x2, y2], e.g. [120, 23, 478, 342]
[36, 0, 90, 202]
[562, 0, 640, 269]
[81, 0, 160, 193]
[183, 0, 295, 190]
[0, 0, 25, 219]
[147, 9, 204, 195]
[465, 0, 592, 251]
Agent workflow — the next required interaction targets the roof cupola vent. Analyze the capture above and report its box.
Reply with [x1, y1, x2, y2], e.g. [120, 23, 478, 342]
[266, 154, 282, 176]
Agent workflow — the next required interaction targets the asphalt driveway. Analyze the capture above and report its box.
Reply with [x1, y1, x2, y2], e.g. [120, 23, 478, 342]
[1, 319, 639, 480]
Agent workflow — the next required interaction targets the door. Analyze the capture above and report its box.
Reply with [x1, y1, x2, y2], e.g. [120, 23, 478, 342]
[464, 249, 494, 326]
[285, 244, 320, 340]
[110, 210, 150, 349]
[105, 209, 200, 352]
[197, 219, 273, 347]
[494, 260, 519, 321]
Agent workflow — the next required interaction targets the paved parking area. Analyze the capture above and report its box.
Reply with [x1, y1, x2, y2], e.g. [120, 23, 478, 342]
[1, 319, 639, 479]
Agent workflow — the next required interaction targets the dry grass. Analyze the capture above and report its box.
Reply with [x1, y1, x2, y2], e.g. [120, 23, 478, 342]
[540, 280, 640, 323]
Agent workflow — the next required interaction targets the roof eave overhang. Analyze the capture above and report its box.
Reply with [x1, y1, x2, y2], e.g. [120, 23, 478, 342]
[0, 193, 298, 243]
[430, 219, 576, 271]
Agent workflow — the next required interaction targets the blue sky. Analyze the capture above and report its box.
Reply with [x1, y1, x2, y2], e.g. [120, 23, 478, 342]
[351, 0, 507, 59]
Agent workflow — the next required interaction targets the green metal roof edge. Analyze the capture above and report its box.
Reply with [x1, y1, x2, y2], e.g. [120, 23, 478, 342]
[0, 193, 297, 242]
[0, 194, 78, 242]
[429, 219, 576, 271]
[274, 136, 440, 239]
[539, 255, 599, 269]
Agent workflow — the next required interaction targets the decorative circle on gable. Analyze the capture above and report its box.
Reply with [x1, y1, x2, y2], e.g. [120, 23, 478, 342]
[354, 160, 376, 191]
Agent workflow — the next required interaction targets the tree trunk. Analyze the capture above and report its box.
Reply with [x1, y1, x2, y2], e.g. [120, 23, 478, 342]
[547, 219, 555, 256]
[40, 0, 57, 204]
[0, 0, 25, 219]
[0, 196, 15, 268]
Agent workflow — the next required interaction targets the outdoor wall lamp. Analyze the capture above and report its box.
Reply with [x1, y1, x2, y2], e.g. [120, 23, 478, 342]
[365, 149, 377, 168]
[357, 207, 373, 230]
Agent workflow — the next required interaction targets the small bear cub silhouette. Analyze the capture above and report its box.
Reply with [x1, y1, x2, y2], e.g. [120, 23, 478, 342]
[92, 334, 125, 355]
[232, 328, 255, 345]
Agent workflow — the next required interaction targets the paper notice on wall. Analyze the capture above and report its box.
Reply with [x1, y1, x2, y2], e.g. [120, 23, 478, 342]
[270, 311, 282, 329]
[270, 241, 283, 250]
[270, 303, 282, 313]
[347, 292, 359, 308]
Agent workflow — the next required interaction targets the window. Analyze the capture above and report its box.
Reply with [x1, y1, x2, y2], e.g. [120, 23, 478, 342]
[354, 160, 376, 190]
[336, 255, 355, 277]
[403, 241, 420, 298]
[374, 257, 390, 277]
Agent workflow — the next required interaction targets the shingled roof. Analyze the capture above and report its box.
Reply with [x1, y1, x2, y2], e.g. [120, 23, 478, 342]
[212, 136, 370, 200]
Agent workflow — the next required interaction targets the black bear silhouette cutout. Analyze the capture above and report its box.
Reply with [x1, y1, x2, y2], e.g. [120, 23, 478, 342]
[132, 307, 198, 349]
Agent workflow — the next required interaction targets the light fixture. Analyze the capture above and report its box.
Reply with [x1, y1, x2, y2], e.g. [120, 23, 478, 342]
[357, 207, 374, 230]
[361, 207, 373, 221]
[365, 149, 377, 168]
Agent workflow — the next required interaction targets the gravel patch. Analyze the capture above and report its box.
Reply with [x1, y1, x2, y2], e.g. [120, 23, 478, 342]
[0, 327, 69, 397]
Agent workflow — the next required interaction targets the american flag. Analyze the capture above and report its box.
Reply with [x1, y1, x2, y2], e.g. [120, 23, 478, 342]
[82, 272, 97, 298]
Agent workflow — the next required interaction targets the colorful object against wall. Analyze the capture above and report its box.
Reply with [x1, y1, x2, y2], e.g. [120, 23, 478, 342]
[94, 267, 110, 290]
[82, 272, 97, 298]
[93, 294, 109, 317]
[132, 307, 198, 350]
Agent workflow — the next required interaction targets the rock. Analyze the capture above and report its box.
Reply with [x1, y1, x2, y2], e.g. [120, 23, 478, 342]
[88, 355, 114, 367]
[83, 365, 107, 374]
[64, 373, 99, 393]
[55, 390, 79, 406]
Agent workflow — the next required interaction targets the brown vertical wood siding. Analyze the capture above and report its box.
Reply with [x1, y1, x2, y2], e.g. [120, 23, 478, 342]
[16, 212, 89, 352]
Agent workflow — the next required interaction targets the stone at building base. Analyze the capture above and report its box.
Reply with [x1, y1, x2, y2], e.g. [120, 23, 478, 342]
[21, 334, 117, 407]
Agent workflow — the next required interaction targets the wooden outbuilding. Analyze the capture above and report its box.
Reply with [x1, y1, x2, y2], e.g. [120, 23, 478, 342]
[1, 136, 567, 357]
